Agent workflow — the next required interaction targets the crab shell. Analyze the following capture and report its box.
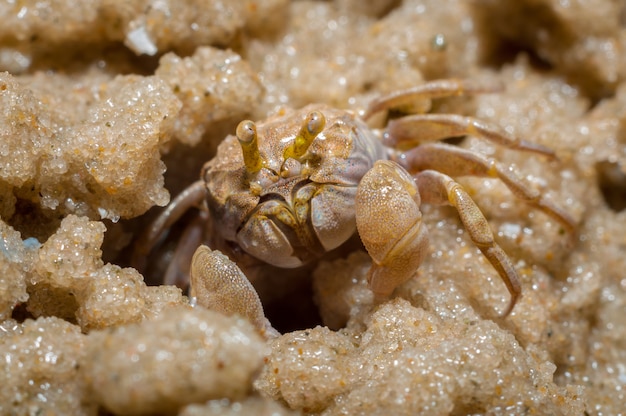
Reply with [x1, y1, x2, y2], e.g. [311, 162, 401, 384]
[202, 105, 387, 268]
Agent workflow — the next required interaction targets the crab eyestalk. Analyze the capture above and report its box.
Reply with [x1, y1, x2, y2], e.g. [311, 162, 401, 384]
[237, 120, 263, 174]
[283, 110, 326, 160]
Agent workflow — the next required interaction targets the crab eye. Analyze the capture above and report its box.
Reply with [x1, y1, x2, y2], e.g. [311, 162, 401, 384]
[236, 120, 263, 174]
[284, 110, 326, 161]
[305, 110, 325, 137]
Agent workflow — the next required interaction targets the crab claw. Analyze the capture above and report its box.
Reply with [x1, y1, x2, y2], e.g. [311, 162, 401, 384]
[190, 245, 279, 339]
[355, 160, 429, 299]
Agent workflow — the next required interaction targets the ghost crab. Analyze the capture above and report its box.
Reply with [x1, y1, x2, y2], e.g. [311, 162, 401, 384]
[137, 79, 575, 334]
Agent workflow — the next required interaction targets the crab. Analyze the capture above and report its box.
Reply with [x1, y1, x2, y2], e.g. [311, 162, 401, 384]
[136, 79, 575, 335]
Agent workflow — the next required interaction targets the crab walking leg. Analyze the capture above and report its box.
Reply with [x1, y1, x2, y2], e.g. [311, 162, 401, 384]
[385, 114, 556, 157]
[415, 170, 521, 317]
[355, 160, 429, 300]
[363, 78, 503, 120]
[162, 211, 207, 287]
[399, 142, 576, 233]
[132, 180, 206, 270]
[191, 245, 279, 339]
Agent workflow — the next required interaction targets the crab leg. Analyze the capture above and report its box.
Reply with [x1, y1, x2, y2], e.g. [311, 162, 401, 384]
[132, 180, 207, 272]
[385, 114, 555, 157]
[355, 160, 429, 300]
[162, 211, 207, 287]
[415, 169, 521, 317]
[363, 79, 503, 120]
[398, 142, 576, 233]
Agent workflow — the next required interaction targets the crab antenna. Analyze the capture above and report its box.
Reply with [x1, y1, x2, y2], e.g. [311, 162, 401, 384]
[237, 120, 263, 174]
[284, 110, 326, 160]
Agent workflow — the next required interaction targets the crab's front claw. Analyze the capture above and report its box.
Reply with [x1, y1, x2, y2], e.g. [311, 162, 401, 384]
[190, 245, 279, 339]
[355, 160, 429, 300]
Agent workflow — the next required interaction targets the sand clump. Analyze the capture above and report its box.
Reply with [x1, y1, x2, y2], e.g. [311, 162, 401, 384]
[1, 0, 625, 414]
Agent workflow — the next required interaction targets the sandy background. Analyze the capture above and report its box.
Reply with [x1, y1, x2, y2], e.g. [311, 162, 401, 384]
[0, 0, 625, 414]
